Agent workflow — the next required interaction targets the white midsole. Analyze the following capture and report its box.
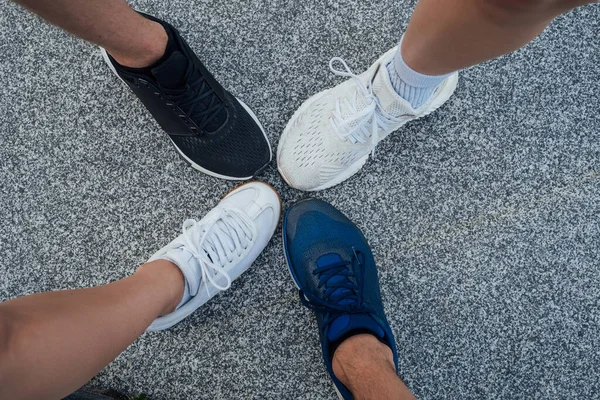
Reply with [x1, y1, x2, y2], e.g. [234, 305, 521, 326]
[100, 48, 272, 180]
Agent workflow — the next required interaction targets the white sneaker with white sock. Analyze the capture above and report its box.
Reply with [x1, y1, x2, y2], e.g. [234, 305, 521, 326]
[146, 181, 281, 331]
[277, 47, 459, 191]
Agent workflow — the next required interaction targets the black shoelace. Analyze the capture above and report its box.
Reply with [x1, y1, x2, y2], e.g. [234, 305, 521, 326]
[159, 61, 225, 132]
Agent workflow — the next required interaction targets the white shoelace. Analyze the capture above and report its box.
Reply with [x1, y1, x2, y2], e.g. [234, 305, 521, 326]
[328, 57, 406, 156]
[180, 208, 254, 294]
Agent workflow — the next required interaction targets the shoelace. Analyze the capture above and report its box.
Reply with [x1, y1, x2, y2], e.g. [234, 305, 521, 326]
[328, 57, 406, 156]
[299, 248, 373, 316]
[160, 61, 225, 132]
[180, 208, 254, 294]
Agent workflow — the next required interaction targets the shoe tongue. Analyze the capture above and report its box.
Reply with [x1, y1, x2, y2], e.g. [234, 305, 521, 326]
[328, 313, 385, 342]
[317, 253, 343, 267]
[213, 219, 236, 251]
[317, 253, 385, 342]
[151, 51, 227, 132]
[372, 60, 414, 115]
[151, 51, 191, 88]
[339, 83, 371, 127]
[337, 75, 381, 143]
[198, 214, 237, 261]
[317, 253, 358, 306]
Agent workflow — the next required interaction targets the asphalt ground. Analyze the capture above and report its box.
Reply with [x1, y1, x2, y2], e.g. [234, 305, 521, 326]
[1, 1, 599, 398]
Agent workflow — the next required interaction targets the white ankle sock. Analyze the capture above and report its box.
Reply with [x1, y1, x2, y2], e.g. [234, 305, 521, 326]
[386, 36, 454, 109]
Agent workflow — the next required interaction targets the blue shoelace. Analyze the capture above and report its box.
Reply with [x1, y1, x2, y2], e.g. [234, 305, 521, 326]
[299, 248, 373, 316]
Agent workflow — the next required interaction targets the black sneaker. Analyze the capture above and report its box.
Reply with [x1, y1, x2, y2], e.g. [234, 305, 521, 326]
[100, 13, 271, 179]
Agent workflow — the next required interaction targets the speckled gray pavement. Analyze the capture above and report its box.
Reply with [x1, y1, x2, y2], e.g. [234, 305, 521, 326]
[1, 0, 599, 399]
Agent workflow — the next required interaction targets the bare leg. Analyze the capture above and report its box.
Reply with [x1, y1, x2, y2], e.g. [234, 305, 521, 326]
[332, 334, 416, 400]
[13, 0, 167, 67]
[403, 0, 596, 75]
[0, 260, 184, 400]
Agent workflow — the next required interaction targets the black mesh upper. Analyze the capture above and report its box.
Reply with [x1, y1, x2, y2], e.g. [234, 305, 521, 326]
[170, 94, 270, 177]
[106, 12, 271, 178]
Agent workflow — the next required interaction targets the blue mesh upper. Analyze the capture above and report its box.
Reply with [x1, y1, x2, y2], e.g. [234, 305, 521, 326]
[283, 198, 398, 399]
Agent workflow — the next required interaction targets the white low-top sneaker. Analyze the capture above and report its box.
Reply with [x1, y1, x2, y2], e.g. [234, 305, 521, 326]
[146, 181, 281, 331]
[277, 47, 458, 191]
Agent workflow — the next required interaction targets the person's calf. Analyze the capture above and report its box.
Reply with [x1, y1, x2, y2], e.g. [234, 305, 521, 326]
[0, 182, 280, 399]
[480, 0, 596, 24]
[0, 309, 12, 393]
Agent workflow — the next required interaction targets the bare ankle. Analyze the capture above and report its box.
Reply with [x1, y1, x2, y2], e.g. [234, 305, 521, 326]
[332, 334, 415, 399]
[135, 260, 184, 316]
[332, 334, 396, 388]
[108, 20, 168, 68]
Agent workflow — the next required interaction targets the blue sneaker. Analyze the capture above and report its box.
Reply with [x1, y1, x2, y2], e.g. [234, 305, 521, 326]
[283, 198, 398, 399]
